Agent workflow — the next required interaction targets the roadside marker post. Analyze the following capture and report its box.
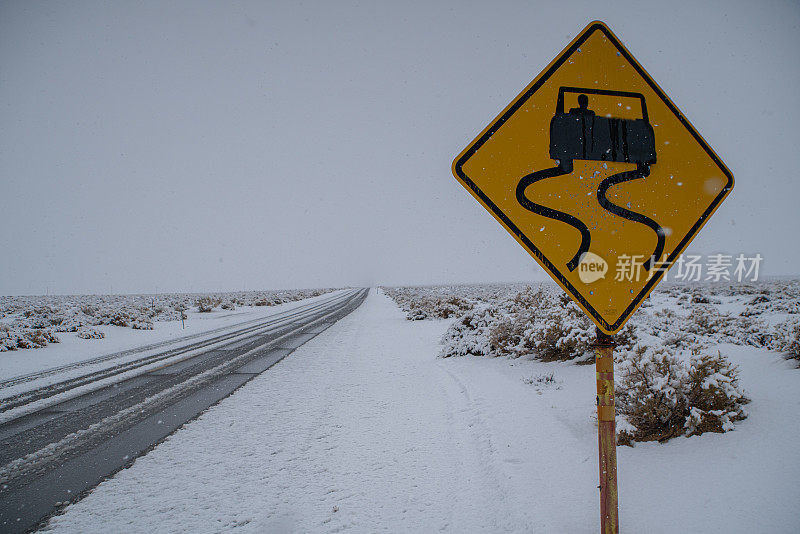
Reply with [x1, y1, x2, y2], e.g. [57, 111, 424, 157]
[451, 21, 733, 533]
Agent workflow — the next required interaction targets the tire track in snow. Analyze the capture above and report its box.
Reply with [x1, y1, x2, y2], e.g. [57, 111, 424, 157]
[436, 361, 525, 532]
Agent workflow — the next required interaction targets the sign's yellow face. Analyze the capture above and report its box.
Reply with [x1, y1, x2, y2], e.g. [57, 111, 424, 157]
[452, 21, 733, 334]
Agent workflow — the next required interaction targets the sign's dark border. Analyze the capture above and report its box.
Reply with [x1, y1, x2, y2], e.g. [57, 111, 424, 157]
[452, 22, 734, 333]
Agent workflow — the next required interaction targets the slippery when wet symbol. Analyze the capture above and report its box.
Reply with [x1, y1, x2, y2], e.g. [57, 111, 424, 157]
[516, 87, 665, 273]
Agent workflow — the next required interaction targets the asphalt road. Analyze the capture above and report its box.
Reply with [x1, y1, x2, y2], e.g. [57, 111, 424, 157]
[0, 288, 368, 533]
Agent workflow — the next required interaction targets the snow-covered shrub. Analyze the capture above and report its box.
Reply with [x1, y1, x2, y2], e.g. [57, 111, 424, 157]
[615, 346, 689, 444]
[406, 308, 427, 321]
[739, 305, 763, 317]
[130, 319, 154, 330]
[671, 304, 773, 348]
[488, 288, 553, 358]
[404, 296, 473, 320]
[436, 296, 473, 318]
[522, 372, 562, 392]
[491, 291, 637, 362]
[77, 327, 105, 339]
[686, 305, 726, 337]
[506, 285, 549, 312]
[0, 325, 61, 351]
[438, 287, 636, 363]
[108, 312, 131, 327]
[525, 296, 595, 361]
[0, 325, 17, 351]
[523, 372, 557, 386]
[717, 315, 772, 347]
[174, 304, 188, 321]
[616, 346, 748, 445]
[635, 301, 771, 350]
[27, 329, 60, 348]
[488, 308, 535, 357]
[382, 284, 534, 319]
[684, 352, 749, 435]
[54, 316, 89, 333]
[772, 319, 800, 360]
[463, 287, 570, 360]
[195, 296, 219, 313]
[439, 305, 497, 358]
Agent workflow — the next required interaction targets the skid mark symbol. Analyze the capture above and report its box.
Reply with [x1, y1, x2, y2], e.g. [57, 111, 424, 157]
[516, 87, 665, 272]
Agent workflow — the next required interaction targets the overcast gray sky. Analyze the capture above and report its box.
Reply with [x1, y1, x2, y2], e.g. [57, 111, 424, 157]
[1, 0, 799, 295]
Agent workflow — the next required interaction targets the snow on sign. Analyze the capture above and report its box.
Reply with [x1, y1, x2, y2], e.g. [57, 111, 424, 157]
[452, 21, 733, 335]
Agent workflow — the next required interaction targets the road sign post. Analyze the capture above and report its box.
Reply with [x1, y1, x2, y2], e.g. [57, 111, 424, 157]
[594, 328, 617, 533]
[452, 20, 733, 533]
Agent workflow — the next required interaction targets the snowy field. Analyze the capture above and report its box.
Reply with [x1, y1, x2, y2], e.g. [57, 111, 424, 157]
[0, 288, 336, 380]
[43, 288, 799, 533]
[385, 279, 799, 444]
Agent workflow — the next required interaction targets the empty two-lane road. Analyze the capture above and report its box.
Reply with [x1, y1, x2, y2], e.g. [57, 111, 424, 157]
[0, 288, 368, 533]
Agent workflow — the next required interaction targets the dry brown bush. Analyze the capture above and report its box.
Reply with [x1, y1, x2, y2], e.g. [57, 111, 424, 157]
[616, 346, 748, 445]
[196, 296, 221, 313]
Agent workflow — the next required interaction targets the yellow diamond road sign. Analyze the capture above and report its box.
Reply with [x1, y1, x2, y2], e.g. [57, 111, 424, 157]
[452, 21, 733, 334]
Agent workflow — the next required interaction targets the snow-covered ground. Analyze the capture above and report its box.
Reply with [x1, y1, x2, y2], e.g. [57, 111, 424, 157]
[0, 290, 346, 383]
[0, 288, 336, 356]
[44, 289, 800, 533]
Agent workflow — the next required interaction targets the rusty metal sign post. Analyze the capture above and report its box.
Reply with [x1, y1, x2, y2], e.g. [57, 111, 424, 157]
[594, 328, 617, 533]
[451, 20, 733, 534]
